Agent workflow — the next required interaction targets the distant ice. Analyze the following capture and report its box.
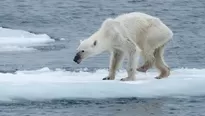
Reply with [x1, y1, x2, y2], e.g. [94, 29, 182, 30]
[0, 27, 55, 52]
[0, 68, 204, 101]
[60, 38, 65, 40]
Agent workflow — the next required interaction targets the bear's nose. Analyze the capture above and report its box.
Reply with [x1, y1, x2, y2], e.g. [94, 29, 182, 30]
[73, 52, 81, 64]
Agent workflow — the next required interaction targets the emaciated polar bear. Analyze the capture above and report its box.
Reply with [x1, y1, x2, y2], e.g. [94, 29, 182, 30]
[73, 12, 173, 81]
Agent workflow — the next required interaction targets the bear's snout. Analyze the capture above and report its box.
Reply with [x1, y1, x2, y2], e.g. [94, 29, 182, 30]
[73, 52, 82, 64]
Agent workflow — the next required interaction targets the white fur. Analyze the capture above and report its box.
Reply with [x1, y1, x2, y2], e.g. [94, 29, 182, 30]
[76, 12, 173, 81]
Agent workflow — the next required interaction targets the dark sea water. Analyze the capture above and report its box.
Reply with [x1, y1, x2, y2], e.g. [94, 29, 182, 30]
[0, 0, 205, 116]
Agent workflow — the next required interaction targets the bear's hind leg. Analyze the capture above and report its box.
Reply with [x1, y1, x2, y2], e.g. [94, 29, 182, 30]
[137, 60, 153, 72]
[103, 50, 124, 80]
[137, 51, 155, 73]
[154, 45, 170, 79]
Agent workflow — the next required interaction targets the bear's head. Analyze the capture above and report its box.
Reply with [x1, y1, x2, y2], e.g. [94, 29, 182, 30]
[73, 31, 109, 64]
[73, 18, 120, 64]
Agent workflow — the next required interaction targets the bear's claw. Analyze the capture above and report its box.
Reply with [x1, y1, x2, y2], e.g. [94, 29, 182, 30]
[120, 77, 136, 81]
[102, 77, 110, 80]
[155, 76, 161, 79]
[155, 76, 167, 79]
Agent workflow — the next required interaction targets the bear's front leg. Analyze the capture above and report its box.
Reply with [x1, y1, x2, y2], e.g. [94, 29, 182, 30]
[120, 50, 139, 81]
[103, 50, 124, 80]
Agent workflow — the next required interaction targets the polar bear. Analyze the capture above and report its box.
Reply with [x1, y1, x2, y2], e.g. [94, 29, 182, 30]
[73, 12, 173, 81]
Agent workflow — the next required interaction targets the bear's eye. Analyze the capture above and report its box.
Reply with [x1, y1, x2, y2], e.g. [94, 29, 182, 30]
[82, 50, 85, 52]
[93, 40, 97, 46]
